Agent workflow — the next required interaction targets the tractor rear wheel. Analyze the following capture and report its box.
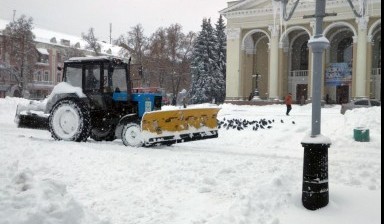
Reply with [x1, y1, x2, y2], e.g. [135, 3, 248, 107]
[121, 123, 143, 147]
[49, 99, 90, 142]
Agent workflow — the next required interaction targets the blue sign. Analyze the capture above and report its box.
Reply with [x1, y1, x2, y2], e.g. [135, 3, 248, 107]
[325, 62, 352, 86]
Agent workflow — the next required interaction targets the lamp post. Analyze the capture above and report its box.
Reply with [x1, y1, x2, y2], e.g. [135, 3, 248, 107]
[251, 73, 261, 100]
[255, 73, 260, 94]
[274, 0, 334, 210]
[300, 0, 332, 209]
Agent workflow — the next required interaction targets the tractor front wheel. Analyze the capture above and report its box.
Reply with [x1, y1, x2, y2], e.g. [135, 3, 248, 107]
[49, 99, 90, 142]
[121, 123, 143, 147]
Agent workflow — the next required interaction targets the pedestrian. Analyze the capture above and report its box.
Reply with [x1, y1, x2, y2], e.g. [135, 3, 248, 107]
[285, 93, 293, 116]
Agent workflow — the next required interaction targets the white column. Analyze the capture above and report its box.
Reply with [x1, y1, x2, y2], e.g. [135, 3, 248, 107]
[225, 28, 242, 100]
[268, 25, 279, 100]
[355, 16, 369, 98]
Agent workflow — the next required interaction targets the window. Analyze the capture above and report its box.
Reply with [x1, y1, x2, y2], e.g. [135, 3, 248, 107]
[354, 100, 368, 106]
[35, 70, 42, 82]
[84, 64, 101, 90]
[112, 65, 127, 91]
[57, 53, 62, 63]
[370, 100, 381, 106]
[300, 42, 309, 70]
[66, 64, 82, 87]
[38, 54, 49, 63]
[44, 71, 49, 81]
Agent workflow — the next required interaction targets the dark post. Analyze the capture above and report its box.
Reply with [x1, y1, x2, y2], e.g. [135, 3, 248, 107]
[255, 73, 260, 96]
[301, 142, 330, 210]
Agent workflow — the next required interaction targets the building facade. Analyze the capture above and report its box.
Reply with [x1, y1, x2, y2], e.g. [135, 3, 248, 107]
[220, 0, 381, 103]
[0, 19, 123, 99]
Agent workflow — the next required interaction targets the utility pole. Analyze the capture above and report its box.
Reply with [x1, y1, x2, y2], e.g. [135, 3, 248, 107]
[109, 23, 112, 44]
[13, 10, 16, 21]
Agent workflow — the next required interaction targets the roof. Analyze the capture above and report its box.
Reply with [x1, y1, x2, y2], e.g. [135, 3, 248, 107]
[37, 48, 49, 55]
[65, 56, 129, 64]
[0, 18, 125, 57]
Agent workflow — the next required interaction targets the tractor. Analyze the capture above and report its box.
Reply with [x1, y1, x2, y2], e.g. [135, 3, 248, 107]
[15, 56, 220, 147]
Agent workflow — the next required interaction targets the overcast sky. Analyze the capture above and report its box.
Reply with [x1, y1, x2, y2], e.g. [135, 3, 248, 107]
[0, 0, 229, 42]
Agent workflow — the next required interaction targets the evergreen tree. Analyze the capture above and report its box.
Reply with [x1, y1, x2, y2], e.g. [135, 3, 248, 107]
[189, 18, 218, 104]
[2, 15, 37, 97]
[189, 17, 227, 104]
[214, 15, 227, 103]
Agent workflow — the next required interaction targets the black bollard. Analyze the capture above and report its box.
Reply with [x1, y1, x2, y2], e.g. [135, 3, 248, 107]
[301, 143, 331, 210]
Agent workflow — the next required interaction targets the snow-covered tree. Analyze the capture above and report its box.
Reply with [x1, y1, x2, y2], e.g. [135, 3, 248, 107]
[214, 15, 227, 103]
[189, 17, 226, 104]
[2, 15, 37, 97]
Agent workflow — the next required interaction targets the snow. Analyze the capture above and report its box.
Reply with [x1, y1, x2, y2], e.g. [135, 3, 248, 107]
[47, 82, 86, 100]
[308, 36, 330, 44]
[0, 18, 123, 57]
[0, 97, 381, 224]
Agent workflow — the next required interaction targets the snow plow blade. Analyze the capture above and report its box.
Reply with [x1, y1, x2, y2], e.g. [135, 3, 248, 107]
[14, 103, 49, 130]
[141, 107, 220, 146]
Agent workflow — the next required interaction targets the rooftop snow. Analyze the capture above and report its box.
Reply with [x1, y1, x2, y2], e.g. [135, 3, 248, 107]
[0, 18, 125, 57]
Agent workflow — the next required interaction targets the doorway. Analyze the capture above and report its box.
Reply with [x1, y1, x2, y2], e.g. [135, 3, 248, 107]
[336, 86, 349, 104]
[296, 84, 308, 103]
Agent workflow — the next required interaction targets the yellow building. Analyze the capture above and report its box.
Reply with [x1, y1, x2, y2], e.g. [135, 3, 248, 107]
[220, 0, 381, 104]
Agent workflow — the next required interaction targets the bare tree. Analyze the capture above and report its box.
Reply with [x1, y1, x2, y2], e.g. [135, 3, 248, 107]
[82, 27, 101, 56]
[115, 24, 147, 63]
[61, 46, 85, 61]
[114, 23, 195, 97]
[166, 25, 195, 98]
[147, 28, 168, 88]
[2, 15, 37, 97]
[115, 24, 149, 85]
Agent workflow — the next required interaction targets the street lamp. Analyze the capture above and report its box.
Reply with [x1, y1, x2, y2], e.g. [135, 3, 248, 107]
[274, 0, 334, 210]
[253, 73, 260, 96]
[251, 73, 261, 101]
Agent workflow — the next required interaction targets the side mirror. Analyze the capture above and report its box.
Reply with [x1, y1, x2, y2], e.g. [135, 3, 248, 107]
[57, 66, 62, 71]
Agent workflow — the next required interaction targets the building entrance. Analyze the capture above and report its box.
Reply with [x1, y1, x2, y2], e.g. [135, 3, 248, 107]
[336, 86, 349, 104]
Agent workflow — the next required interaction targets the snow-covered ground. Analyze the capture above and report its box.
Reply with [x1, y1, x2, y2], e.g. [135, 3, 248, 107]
[0, 97, 381, 224]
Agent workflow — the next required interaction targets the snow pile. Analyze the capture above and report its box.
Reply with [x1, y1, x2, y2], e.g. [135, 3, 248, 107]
[0, 97, 381, 224]
[0, 162, 108, 224]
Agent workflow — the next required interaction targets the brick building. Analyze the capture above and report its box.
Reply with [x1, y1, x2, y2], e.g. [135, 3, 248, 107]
[0, 19, 124, 99]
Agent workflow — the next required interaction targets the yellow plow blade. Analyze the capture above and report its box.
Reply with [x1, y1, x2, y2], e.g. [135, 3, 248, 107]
[141, 107, 220, 146]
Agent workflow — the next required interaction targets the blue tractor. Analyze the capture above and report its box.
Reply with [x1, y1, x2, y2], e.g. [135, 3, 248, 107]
[15, 56, 220, 147]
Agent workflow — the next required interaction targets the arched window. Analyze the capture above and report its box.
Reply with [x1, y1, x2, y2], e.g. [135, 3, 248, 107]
[300, 42, 309, 70]
[337, 37, 353, 63]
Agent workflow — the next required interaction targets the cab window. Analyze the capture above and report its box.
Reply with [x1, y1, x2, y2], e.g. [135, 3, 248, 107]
[84, 64, 101, 91]
[65, 64, 82, 87]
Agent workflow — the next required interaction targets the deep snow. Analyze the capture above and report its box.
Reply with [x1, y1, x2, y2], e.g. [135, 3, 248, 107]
[0, 97, 381, 224]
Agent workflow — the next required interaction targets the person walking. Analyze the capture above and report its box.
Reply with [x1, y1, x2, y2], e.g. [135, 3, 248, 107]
[285, 93, 293, 116]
